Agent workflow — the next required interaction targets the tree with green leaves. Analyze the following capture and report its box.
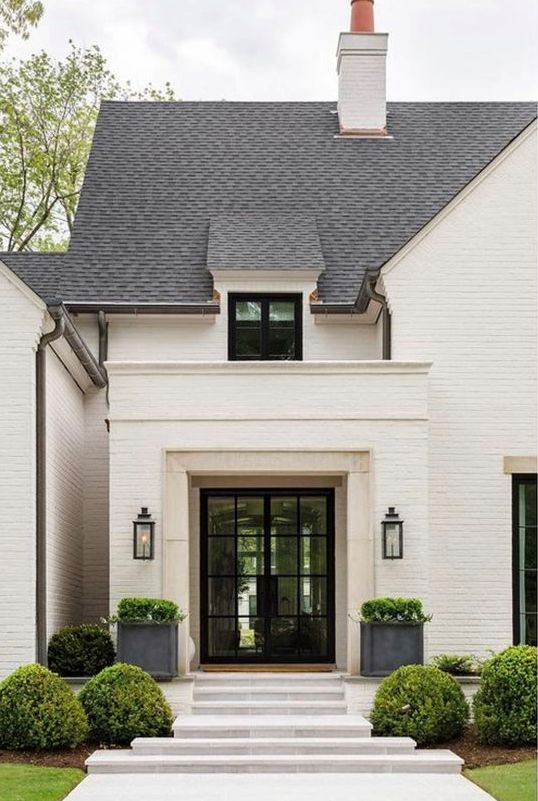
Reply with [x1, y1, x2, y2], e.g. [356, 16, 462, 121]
[0, 42, 175, 251]
[0, 0, 43, 50]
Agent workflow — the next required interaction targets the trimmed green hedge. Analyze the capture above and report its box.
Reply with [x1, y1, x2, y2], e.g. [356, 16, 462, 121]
[360, 597, 430, 624]
[48, 625, 115, 677]
[0, 664, 88, 750]
[116, 597, 184, 624]
[79, 663, 173, 744]
[473, 645, 537, 745]
[370, 664, 469, 745]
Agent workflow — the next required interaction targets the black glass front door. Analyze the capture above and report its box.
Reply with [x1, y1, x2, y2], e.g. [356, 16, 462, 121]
[201, 490, 335, 663]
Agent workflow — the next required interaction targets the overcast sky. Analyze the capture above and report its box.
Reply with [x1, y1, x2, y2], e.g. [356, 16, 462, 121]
[4, 0, 537, 101]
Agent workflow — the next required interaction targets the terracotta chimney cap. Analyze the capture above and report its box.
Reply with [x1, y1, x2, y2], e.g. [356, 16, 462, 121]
[350, 0, 375, 33]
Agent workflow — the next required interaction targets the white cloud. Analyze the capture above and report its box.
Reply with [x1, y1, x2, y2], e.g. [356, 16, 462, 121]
[4, 0, 537, 100]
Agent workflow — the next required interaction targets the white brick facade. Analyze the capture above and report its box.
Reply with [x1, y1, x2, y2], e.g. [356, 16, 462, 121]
[0, 265, 45, 674]
[382, 125, 537, 657]
[0, 124, 535, 677]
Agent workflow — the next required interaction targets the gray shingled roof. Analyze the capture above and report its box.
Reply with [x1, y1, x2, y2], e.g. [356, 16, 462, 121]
[2, 100, 536, 306]
[207, 213, 325, 270]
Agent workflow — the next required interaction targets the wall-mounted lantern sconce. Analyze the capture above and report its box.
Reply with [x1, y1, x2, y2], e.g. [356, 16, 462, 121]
[382, 507, 403, 560]
[133, 507, 155, 560]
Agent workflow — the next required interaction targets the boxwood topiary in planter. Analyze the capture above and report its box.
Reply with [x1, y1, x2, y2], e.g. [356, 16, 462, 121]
[370, 664, 469, 746]
[0, 664, 88, 750]
[473, 645, 537, 745]
[48, 625, 115, 677]
[79, 663, 173, 744]
[113, 597, 186, 678]
[359, 598, 431, 676]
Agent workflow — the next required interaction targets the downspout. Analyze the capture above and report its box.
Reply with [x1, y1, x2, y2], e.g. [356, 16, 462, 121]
[98, 310, 108, 368]
[365, 277, 392, 360]
[36, 315, 65, 665]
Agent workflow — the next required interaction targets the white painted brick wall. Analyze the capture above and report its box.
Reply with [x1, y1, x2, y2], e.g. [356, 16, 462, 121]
[383, 127, 537, 657]
[107, 278, 381, 362]
[82, 389, 110, 623]
[46, 349, 85, 635]
[0, 266, 45, 676]
[337, 33, 388, 132]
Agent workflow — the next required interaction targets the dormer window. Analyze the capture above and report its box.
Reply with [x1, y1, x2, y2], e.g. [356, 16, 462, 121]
[228, 294, 302, 361]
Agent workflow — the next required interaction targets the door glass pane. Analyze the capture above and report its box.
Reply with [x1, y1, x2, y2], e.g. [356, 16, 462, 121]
[237, 577, 260, 617]
[208, 537, 235, 575]
[271, 618, 299, 657]
[237, 497, 264, 536]
[271, 537, 297, 575]
[300, 497, 327, 536]
[238, 617, 264, 656]
[301, 537, 327, 575]
[301, 577, 327, 616]
[270, 497, 297, 536]
[208, 577, 235, 615]
[207, 497, 235, 536]
[272, 577, 298, 616]
[238, 536, 264, 575]
[300, 618, 328, 657]
[208, 618, 237, 657]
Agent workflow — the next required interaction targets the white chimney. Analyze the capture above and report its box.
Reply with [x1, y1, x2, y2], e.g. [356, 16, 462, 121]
[337, 0, 388, 136]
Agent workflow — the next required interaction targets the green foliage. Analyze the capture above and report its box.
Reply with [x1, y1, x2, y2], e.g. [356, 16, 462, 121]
[430, 653, 482, 676]
[115, 597, 185, 624]
[79, 663, 173, 744]
[473, 645, 537, 745]
[0, 0, 43, 50]
[47, 625, 115, 677]
[0, 42, 175, 251]
[0, 763, 84, 801]
[0, 664, 88, 750]
[360, 597, 431, 624]
[370, 664, 469, 745]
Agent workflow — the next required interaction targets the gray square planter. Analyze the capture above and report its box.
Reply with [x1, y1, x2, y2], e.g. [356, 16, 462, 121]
[360, 622, 424, 677]
[117, 622, 178, 679]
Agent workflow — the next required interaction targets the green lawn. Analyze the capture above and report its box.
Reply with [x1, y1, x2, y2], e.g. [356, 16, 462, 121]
[465, 759, 537, 801]
[0, 764, 84, 801]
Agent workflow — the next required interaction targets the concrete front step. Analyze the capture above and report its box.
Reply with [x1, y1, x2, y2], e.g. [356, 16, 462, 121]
[193, 686, 345, 702]
[86, 750, 463, 775]
[191, 700, 348, 716]
[132, 736, 416, 756]
[173, 714, 372, 739]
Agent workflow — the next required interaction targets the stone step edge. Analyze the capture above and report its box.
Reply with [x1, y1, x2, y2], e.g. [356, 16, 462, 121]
[132, 736, 417, 752]
[86, 750, 463, 771]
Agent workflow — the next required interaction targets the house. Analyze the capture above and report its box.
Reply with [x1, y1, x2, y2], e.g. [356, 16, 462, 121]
[0, 0, 536, 680]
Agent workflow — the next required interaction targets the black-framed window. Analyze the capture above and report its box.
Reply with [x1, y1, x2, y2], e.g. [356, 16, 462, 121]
[228, 294, 302, 361]
[513, 474, 537, 646]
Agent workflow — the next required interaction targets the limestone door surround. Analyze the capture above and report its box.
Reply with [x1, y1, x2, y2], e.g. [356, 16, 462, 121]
[163, 448, 373, 675]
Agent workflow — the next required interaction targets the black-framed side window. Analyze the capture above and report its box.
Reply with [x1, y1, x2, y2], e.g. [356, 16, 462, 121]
[228, 294, 302, 361]
[513, 474, 537, 646]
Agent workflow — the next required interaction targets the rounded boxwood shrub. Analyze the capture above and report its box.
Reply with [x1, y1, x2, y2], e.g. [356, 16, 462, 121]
[0, 664, 88, 750]
[48, 625, 115, 677]
[79, 663, 173, 744]
[370, 664, 469, 745]
[473, 645, 537, 745]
